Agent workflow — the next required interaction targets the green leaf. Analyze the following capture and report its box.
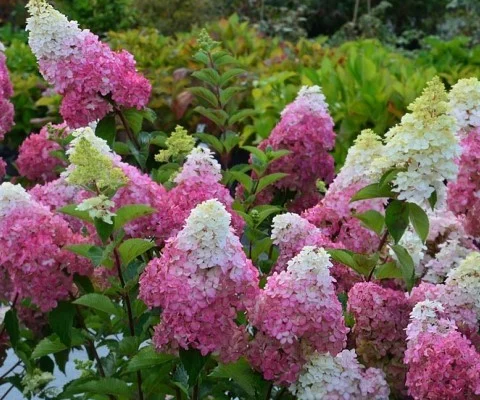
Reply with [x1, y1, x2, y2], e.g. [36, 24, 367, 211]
[351, 183, 395, 202]
[194, 106, 228, 127]
[58, 204, 93, 224]
[113, 141, 131, 155]
[195, 133, 224, 153]
[191, 68, 221, 86]
[219, 68, 246, 87]
[256, 173, 288, 194]
[140, 108, 157, 123]
[408, 203, 429, 243]
[113, 205, 156, 231]
[96, 115, 116, 146]
[189, 86, 219, 107]
[48, 301, 75, 346]
[94, 218, 114, 244]
[192, 51, 209, 65]
[327, 249, 358, 270]
[390, 244, 415, 291]
[379, 168, 403, 187]
[69, 378, 134, 397]
[230, 171, 254, 193]
[375, 262, 403, 279]
[126, 346, 175, 372]
[428, 190, 438, 209]
[220, 86, 243, 105]
[255, 205, 282, 226]
[123, 108, 144, 135]
[32, 332, 84, 358]
[118, 238, 155, 266]
[179, 347, 209, 387]
[209, 358, 267, 398]
[267, 149, 291, 161]
[229, 109, 256, 125]
[73, 293, 121, 316]
[385, 200, 409, 243]
[242, 146, 268, 164]
[354, 210, 385, 235]
[4, 309, 19, 348]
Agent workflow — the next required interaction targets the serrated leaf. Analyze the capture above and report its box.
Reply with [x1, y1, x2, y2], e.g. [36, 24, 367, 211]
[385, 200, 409, 243]
[219, 68, 246, 87]
[390, 244, 415, 291]
[220, 86, 243, 105]
[230, 171, 254, 193]
[32, 332, 84, 358]
[48, 302, 75, 346]
[375, 262, 403, 279]
[192, 51, 209, 65]
[354, 210, 385, 235]
[256, 173, 288, 194]
[213, 52, 238, 66]
[73, 293, 120, 316]
[113, 205, 156, 231]
[408, 203, 429, 243]
[229, 109, 256, 125]
[59, 204, 93, 224]
[118, 238, 155, 266]
[191, 68, 221, 86]
[126, 346, 175, 372]
[189, 86, 218, 107]
[351, 183, 395, 202]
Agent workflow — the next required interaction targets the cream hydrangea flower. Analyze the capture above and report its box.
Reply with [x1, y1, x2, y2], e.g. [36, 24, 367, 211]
[371, 77, 460, 206]
[0, 183, 34, 217]
[292, 85, 329, 114]
[174, 146, 222, 184]
[286, 246, 333, 282]
[155, 125, 195, 163]
[448, 77, 480, 133]
[76, 195, 116, 224]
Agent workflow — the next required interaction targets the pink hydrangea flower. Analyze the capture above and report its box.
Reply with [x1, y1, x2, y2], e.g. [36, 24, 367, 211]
[0, 43, 14, 140]
[0, 183, 93, 311]
[26, 0, 151, 128]
[139, 200, 259, 362]
[16, 123, 69, 183]
[447, 128, 480, 236]
[248, 247, 347, 384]
[156, 147, 244, 243]
[254, 86, 336, 211]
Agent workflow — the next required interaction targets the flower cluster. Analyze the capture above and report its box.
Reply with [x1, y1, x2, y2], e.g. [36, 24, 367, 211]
[139, 200, 259, 362]
[16, 123, 69, 183]
[290, 350, 390, 400]
[371, 77, 460, 206]
[257, 85, 336, 210]
[26, 0, 151, 127]
[448, 77, 480, 134]
[156, 147, 244, 242]
[248, 247, 347, 384]
[0, 183, 92, 311]
[155, 125, 195, 163]
[0, 42, 14, 140]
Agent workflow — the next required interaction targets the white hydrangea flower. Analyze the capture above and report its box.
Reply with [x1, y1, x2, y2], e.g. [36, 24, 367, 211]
[406, 299, 456, 341]
[285, 85, 329, 116]
[22, 368, 55, 396]
[0, 183, 35, 216]
[445, 252, 480, 316]
[448, 77, 480, 133]
[66, 126, 115, 158]
[174, 146, 222, 184]
[330, 129, 384, 191]
[286, 246, 333, 284]
[423, 238, 471, 283]
[271, 213, 313, 246]
[176, 199, 233, 269]
[290, 350, 389, 400]
[76, 195, 116, 224]
[26, 0, 88, 61]
[0, 42, 5, 52]
[370, 77, 460, 207]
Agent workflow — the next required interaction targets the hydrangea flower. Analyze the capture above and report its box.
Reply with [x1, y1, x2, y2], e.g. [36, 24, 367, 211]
[156, 147, 244, 243]
[16, 123, 69, 183]
[76, 195, 116, 224]
[248, 247, 347, 384]
[155, 125, 195, 163]
[448, 77, 480, 134]
[0, 42, 14, 140]
[256, 85, 336, 210]
[290, 350, 390, 400]
[371, 77, 460, 206]
[0, 183, 92, 311]
[139, 200, 259, 362]
[26, 0, 151, 127]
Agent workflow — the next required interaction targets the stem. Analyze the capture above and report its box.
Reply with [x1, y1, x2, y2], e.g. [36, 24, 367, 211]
[175, 387, 182, 400]
[367, 230, 389, 281]
[265, 383, 273, 400]
[112, 245, 144, 400]
[352, 0, 361, 24]
[0, 361, 21, 382]
[114, 106, 141, 151]
[192, 383, 199, 400]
